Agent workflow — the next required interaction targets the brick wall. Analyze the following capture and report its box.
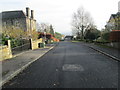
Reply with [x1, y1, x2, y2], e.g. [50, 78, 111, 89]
[110, 31, 120, 42]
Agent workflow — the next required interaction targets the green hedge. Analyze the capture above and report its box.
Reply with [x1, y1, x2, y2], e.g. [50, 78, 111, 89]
[2, 35, 22, 48]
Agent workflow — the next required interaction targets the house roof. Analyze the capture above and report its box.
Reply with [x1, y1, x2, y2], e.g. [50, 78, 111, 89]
[2, 10, 26, 19]
[65, 36, 73, 38]
[111, 14, 117, 19]
[108, 14, 118, 22]
[110, 12, 120, 19]
[116, 12, 120, 16]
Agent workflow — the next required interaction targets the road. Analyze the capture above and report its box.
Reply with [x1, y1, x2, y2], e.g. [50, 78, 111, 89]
[3, 41, 118, 88]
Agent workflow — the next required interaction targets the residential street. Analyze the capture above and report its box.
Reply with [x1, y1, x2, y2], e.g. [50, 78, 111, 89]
[2, 41, 118, 88]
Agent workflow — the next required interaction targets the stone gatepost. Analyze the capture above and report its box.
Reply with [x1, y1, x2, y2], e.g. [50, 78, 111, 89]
[7, 40, 12, 58]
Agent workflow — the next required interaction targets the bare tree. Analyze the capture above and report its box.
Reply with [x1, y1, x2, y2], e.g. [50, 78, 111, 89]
[71, 7, 95, 40]
[37, 23, 50, 33]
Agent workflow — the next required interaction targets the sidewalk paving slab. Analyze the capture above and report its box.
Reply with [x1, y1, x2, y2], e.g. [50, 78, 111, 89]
[84, 43, 120, 61]
[0, 44, 55, 87]
[72, 41, 120, 61]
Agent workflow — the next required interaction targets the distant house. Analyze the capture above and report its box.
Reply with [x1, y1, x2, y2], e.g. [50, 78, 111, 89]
[65, 35, 73, 40]
[105, 2, 120, 31]
[105, 12, 120, 31]
[2, 7, 36, 32]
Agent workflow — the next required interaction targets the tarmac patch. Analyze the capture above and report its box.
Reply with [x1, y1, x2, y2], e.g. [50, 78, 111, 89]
[62, 64, 84, 71]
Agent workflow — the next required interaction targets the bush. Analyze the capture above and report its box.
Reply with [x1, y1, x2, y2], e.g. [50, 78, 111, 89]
[2, 34, 9, 45]
[102, 32, 110, 41]
[10, 39, 22, 48]
[84, 29, 101, 41]
[2, 34, 22, 48]
[84, 32, 96, 41]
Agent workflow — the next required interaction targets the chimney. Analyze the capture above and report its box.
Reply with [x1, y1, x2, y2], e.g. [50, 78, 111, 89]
[31, 10, 34, 19]
[26, 7, 30, 18]
[118, 1, 120, 12]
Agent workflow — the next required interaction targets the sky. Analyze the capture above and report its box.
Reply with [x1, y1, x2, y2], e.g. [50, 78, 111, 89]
[0, 0, 120, 35]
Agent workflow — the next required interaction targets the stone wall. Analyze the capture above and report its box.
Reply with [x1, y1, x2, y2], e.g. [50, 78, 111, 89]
[2, 17, 36, 32]
[106, 42, 120, 49]
[0, 38, 44, 61]
[30, 19, 36, 31]
[26, 18, 36, 32]
[31, 38, 43, 50]
[2, 18, 27, 31]
[0, 40, 12, 61]
[26, 18, 31, 31]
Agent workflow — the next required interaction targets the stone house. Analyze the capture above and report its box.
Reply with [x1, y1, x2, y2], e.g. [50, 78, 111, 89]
[2, 7, 36, 32]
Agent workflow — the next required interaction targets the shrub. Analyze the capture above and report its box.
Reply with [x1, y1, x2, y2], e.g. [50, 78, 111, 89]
[101, 32, 110, 41]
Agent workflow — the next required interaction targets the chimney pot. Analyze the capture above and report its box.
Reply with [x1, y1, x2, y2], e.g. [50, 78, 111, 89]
[26, 7, 30, 18]
[31, 10, 34, 19]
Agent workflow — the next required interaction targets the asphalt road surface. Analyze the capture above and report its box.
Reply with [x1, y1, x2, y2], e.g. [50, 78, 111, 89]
[3, 41, 118, 88]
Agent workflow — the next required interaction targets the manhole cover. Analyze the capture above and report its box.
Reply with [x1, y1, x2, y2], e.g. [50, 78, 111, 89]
[62, 64, 84, 71]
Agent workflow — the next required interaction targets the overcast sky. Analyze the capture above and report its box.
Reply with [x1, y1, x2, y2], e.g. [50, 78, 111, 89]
[0, 0, 119, 35]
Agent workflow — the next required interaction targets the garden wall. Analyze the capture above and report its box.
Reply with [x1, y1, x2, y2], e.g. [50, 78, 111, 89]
[0, 40, 12, 61]
[108, 30, 120, 49]
[0, 38, 44, 61]
[106, 42, 120, 49]
[31, 38, 43, 50]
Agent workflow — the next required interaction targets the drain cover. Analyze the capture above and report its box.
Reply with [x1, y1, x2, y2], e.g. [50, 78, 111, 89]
[62, 64, 84, 71]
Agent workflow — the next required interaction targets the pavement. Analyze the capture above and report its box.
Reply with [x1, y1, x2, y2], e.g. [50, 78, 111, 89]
[2, 41, 118, 88]
[82, 42, 120, 61]
[0, 43, 56, 87]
